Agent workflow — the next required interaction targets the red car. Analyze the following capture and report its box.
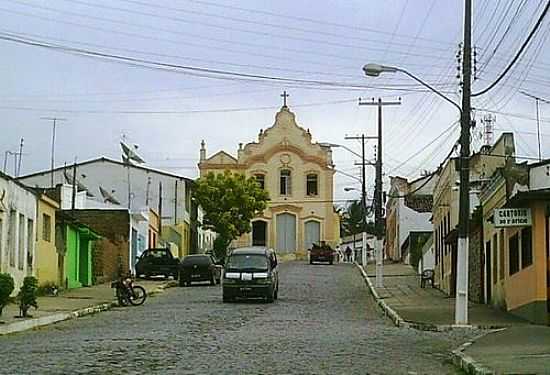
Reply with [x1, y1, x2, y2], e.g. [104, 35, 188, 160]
[309, 242, 335, 265]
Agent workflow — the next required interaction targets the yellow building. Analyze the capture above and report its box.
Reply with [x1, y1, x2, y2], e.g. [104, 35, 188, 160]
[34, 194, 60, 286]
[198, 104, 340, 256]
[432, 133, 515, 295]
[481, 159, 549, 325]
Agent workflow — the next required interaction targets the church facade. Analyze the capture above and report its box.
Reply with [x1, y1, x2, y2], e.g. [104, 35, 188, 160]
[198, 104, 340, 255]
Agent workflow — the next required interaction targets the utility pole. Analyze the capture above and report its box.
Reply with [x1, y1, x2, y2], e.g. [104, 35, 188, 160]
[145, 176, 152, 207]
[174, 180, 178, 225]
[3, 150, 15, 174]
[16, 138, 24, 177]
[158, 181, 163, 237]
[359, 97, 401, 288]
[41, 117, 67, 187]
[456, 0, 472, 325]
[71, 158, 77, 211]
[520, 91, 549, 162]
[346, 134, 375, 266]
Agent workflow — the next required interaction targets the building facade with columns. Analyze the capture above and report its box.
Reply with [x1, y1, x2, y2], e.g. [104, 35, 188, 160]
[198, 104, 340, 255]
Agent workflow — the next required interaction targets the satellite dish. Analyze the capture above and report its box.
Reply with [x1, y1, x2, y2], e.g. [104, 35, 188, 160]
[120, 140, 145, 164]
[63, 169, 93, 197]
[99, 186, 121, 205]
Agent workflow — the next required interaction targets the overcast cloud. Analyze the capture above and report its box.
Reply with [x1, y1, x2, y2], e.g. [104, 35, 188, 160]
[1, 0, 548, 203]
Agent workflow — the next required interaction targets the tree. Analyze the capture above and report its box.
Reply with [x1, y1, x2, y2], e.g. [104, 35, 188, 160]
[341, 200, 364, 238]
[194, 172, 270, 261]
[341, 200, 376, 255]
[0, 273, 15, 316]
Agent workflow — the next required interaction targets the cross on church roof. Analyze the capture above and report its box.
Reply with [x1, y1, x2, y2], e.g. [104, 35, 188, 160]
[281, 91, 289, 107]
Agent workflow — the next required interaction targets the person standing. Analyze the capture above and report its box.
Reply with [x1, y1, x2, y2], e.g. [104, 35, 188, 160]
[345, 246, 352, 262]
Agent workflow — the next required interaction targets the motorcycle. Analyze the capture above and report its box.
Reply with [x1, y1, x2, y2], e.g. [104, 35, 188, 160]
[111, 274, 147, 306]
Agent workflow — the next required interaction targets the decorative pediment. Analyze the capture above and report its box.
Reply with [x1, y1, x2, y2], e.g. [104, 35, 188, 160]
[238, 106, 331, 168]
[204, 151, 238, 165]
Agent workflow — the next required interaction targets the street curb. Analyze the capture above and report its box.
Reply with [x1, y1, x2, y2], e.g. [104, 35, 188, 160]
[0, 281, 177, 336]
[355, 264, 485, 332]
[450, 330, 502, 375]
[356, 264, 408, 328]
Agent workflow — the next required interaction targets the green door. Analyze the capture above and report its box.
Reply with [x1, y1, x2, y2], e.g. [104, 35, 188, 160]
[66, 226, 82, 289]
[79, 238, 91, 286]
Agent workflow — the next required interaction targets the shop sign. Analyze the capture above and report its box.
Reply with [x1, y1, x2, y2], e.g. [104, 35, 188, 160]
[494, 208, 532, 227]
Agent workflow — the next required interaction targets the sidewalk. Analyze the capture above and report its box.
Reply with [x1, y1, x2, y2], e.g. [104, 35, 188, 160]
[455, 325, 550, 374]
[362, 262, 527, 329]
[0, 278, 176, 336]
[359, 262, 550, 374]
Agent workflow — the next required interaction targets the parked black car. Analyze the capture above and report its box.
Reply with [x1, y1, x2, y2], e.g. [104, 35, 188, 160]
[222, 247, 279, 303]
[135, 248, 179, 279]
[179, 254, 223, 286]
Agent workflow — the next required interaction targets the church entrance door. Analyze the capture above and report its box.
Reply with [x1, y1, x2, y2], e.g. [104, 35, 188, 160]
[276, 213, 296, 253]
[252, 220, 267, 246]
[304, 220, 320, 251]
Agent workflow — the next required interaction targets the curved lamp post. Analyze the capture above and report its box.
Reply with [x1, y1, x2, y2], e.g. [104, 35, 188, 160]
[363, 62, 470, 325]
[362, 64, 462, 113]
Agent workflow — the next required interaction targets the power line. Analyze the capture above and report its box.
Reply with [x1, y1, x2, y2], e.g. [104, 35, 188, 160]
[0, 98, 358, 115]
[32, 0, 452, 60]
[179, 0, 455, 46]
[388, 121, 459, 174]
[472, 0, 550, 97]
[0, 32, 457, 93]
[115, 0, 454, 50]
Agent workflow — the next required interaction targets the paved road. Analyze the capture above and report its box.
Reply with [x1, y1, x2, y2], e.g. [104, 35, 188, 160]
[0, 262, 475, 374]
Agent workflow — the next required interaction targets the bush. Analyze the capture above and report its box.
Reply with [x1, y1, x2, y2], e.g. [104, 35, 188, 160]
[18, 276, 38, 318]
[0, 273, 15, 316]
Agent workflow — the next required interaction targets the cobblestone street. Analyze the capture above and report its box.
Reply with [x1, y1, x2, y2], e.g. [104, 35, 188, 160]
[0, 262, 477, 374]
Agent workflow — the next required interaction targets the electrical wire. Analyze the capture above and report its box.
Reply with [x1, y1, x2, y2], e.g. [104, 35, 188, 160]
[0, 98, 358, 115]
[0, 31, 460, 93]
[472, 0, 550, 97]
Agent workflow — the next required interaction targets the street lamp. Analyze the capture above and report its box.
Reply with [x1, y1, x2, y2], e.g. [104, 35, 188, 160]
[362, 64, 462, 113]
[319, 142, 363, 159]
[363, 62, 470, 325]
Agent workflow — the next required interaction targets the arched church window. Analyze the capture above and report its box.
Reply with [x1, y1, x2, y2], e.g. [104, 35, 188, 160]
[306, 174, 318, 196]
[254, 174, 265, 190]
[280, 169, 291, 195]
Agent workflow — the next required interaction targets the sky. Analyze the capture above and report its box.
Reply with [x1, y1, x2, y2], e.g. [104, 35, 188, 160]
[1, 0, 549, 204]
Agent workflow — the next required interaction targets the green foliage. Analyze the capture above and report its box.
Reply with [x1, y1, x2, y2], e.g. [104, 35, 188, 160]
[193, 172, 270, 260]
[341, 200, 376, 237]
[0, 273, 15, 316]
[341, 201, 364, 236]
[18, 276, 39, 317]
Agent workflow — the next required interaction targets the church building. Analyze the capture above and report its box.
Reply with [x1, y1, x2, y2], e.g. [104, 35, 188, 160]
[198, 98, 340, 255]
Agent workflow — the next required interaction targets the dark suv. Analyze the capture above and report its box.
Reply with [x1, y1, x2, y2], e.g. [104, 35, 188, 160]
[222, 247, 279, 303]
[135, 248, 180, 279]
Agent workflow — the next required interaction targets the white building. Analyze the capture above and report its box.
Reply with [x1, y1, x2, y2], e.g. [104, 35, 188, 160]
[0, 172, 37, 292]
[18, 157, 193, 226]
[385, 174, 438, 262]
